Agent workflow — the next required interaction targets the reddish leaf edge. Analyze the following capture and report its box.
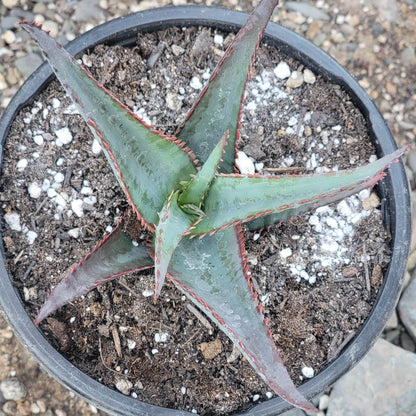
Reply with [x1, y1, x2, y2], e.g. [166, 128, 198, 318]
[19, 19, 198, 233]
[153, 192, 195, 304]
[189, 146, 409, 238]
[175, 0, 279, 172]
[34, 210, 153, 325]
[169, 225, 318, 412]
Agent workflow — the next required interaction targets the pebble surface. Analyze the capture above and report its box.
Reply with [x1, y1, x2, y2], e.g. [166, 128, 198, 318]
[0, 0, 416, 415]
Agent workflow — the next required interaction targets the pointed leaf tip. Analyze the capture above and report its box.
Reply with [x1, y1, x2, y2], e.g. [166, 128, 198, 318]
[168, 226, 316, 412]
[176, 0, 279, 173]
[191, 146, 408, 235]
[35, 216, 153, 324]
[179, 131, 229, 208]
[153, 192, 195, 303]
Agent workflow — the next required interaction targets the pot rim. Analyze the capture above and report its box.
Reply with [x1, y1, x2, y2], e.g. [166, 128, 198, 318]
[0, 5, 411, 416]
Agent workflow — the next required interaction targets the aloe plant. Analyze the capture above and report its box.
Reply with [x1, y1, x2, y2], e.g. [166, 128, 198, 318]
[19, 0, 406, 412]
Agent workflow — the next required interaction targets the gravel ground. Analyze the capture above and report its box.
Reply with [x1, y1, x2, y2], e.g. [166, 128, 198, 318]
[0, 0, 416, 415]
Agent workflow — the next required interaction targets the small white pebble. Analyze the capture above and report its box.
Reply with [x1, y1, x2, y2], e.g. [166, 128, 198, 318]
[283, 156, 295, 167]
[308, 275, 317, 285]
[236, 151, 255, 175]
[33, 134, 44, 146]
[154, 332, 169, 343]
[47, 188, 57, 198]
[181, 387, 187, 395]
[56, 158, 64, 166]
[92, 138, 102, 154]
[288, 116, 298, 126]
[214, 34, 223, 45]
[105, 225, 113, 233]
[54, 172, 65, 183]
[246, 101, 257, 111]
[63, 103, 79, 115]
[280, 247, 292, 258]
[316, 206, 333, 215]
[28, 182, 42, 199]
[259, 80, 271, 91]
[83, 195, 97, 206]
[81, 186, 93, 195]
[69, 317, 76, 323]
[303, 68, 316, 84]
[255, 162, 264, 172]
[55, 127, 73, 146]
[202, 69, 211, 80]
[358, 189, 370, 201]
[151, 349, 159, 355]
[115, 379, 133, 395]
[17, 158, 28, 171]
[68, 228, 80, 239]
[4, 212, 22, 231]
[54, 194, 67, 207]
[321, 258, 331, 268]
[253, 394, 260, 402]
[308, 215, 319, 226]
[71, 199, 84, 217]
[52, 98, 61, 108]
[41, 178, 51, 191]
[142, 289, 153, 297]
[302, 366, 315, 378]
[337, 200, 352, 217]
[286, 70, 304, 88]
[309, 153, 317, 169]
[26, 230, 38, 245]
[127, 339, 136, 350]
[274, 61, 291, 79]
[266, 392, 273, 399]
[326, 217, 338, 228]
[190, 76, 203, 90]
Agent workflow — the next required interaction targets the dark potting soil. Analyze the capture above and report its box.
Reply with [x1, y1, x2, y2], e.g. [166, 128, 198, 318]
[0, 26, 391, 415]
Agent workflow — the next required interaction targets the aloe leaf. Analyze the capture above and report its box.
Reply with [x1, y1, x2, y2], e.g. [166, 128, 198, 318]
[168, 227, 316, 412]
[178, 131, 228, 207]
[190, 147, 407, 235]
[153, 192, 195, 302]
[176, 0, 279, 173]
[35, 218, 153, 324]
[20, 22, 196, 230]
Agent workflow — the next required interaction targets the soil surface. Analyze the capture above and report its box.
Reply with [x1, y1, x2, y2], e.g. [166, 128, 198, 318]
[0, 24, 391, 416]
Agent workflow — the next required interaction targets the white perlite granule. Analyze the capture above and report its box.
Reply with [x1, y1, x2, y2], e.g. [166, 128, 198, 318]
[55, 127, 73, 146]
[285, 194, 375, 284]
[236, 151, 255, 175]
[301, 366, 314, 378]
[4, 212, 22, 231]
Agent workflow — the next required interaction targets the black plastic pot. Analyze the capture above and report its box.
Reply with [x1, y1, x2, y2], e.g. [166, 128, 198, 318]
[0, 6, 411, 416]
